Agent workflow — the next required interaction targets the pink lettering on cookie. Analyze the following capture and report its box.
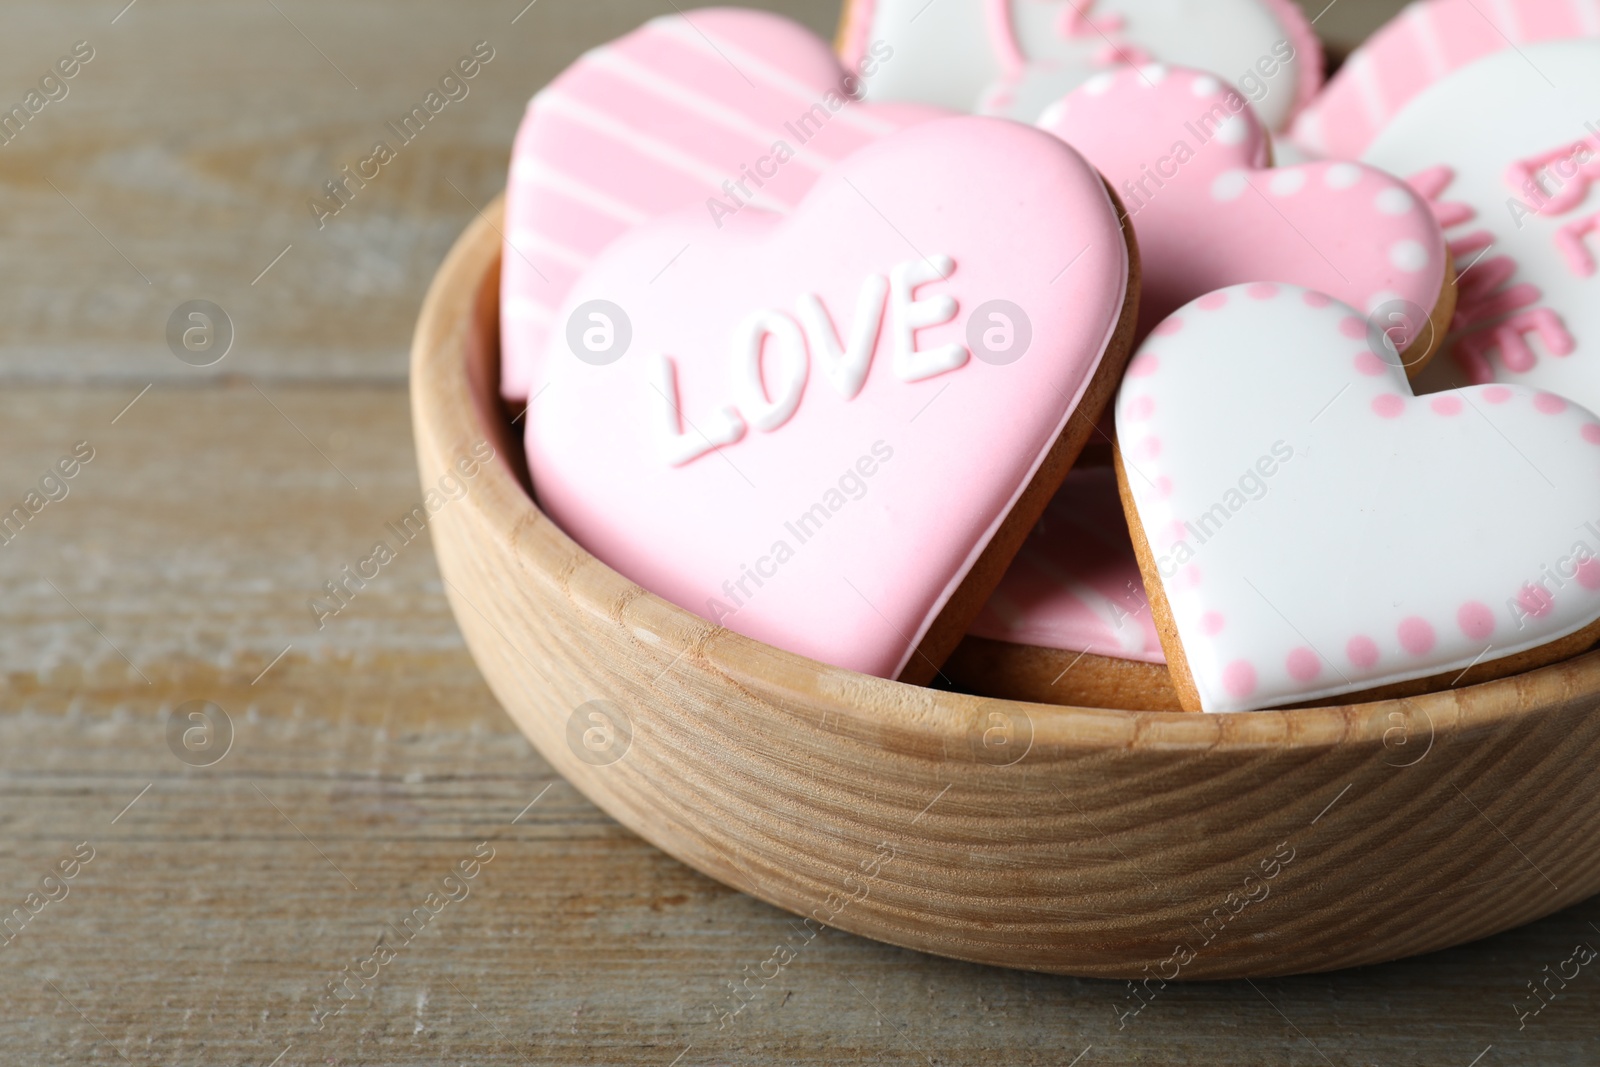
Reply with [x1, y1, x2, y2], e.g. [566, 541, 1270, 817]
[1368, 44, 1599, 400]
[1556, 212, 1600, 277]
[1505, 137, 1600, 217]
[1455, 308, 1577, 379]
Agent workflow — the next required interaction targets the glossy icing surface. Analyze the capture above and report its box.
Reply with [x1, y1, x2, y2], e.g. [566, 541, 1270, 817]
[843, 0, 1319, 130]
[1291, 0, 1600, 159]
[1119, 283, 1600, 713]
[971, 467, 1165, 662]
[526, 117, 1130, 679]
[499, 8, 939, 401]
[1364, 42, 1600, 412]
[1040, 64, 1448, 342]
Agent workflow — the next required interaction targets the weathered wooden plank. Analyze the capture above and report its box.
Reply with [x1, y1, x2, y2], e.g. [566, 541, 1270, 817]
[0, 678, 1597, 1066]
[0, 0, 846, 386]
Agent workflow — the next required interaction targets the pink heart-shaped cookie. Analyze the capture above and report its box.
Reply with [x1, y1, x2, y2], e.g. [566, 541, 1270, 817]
[1290, 0, 1599, 159]
[1039, 64, 1453, 349]
[946, 466, 1177, 711]
[525, 116, 1134, 682]
[1117, 283, 1600, 713]
[500, 8, 941, 401]
[970, 467, 1163, 662]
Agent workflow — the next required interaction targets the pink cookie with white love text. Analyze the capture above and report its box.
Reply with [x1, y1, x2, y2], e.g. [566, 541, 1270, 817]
[526, 117, 1137, 682]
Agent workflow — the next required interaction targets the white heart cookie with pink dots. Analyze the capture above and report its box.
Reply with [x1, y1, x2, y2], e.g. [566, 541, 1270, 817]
[1117, 282, 1600, 713]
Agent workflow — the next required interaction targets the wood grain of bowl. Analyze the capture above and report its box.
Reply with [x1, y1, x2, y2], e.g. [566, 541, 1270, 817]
[411, 198, 1600, 980]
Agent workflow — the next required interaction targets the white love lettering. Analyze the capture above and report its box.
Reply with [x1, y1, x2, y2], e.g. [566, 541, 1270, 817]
[796, 273, 889, 401]
[652, 353, 745, 467]
[891, 254, 968, 382]
[731, 309, 809, 432]
[653, 255, 965, 465]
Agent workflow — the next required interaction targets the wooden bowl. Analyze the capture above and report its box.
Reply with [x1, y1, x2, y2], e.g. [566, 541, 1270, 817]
[412, 199, 1600, 980]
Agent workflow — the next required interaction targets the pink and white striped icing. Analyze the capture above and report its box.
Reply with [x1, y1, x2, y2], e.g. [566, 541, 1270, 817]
[971, 467, 1165, 662]
[1364, 42, 1600, 414]
[525, 117, 1131, 680]
[839, 0, 1321, 131]
[1118, 282, 1600, 713]
[1289, 0, 1600, 159]
[499, 8, 940, 401]
[1039, 64, 1448, 343]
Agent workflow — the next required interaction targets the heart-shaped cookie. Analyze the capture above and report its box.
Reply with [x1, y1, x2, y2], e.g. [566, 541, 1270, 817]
[946, 467, 1179, 710]
[1117, 283, 1600, 713]
[1363, 41, 1600, 413]
[1290, 0, 1599, 159]
[841, 0, 1320, 129]
[1040, 64, 1454, 352]
[500, 8, 941, 401]
[525, 117, 1136, 682]
[970, 468, 1163, 661]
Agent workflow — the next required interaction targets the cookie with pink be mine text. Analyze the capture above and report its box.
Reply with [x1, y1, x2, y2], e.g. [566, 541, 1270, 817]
[1039, 64, 1456, 361]
[499, 8, 943, 402]
[525, 117, 1138, 683]
[1116, 283, 1600, 713]
[1364, 42, 1600, 418]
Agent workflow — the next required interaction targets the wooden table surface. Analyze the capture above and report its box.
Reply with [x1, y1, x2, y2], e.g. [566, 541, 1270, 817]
[3, 1, 1597, 1064]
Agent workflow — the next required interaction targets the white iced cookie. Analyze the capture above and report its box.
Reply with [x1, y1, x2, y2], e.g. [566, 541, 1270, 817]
[1117, 283, 1600, 713]
[839, 0, 1322, 130]
[1364, 41, 1600, 416]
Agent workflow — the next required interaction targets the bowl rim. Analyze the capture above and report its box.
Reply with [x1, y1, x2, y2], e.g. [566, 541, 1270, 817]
[413, 198, 1600, 755]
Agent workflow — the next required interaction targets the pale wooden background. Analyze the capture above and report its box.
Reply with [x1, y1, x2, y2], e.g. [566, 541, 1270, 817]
[5, 1, 1599, 1064]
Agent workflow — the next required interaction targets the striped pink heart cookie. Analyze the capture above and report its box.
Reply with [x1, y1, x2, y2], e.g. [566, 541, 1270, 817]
[500, 8, 941, 401]
[1117, 283, 1600, 713]
[1289, 0, 1600, 159]
[970, 468, 1163, 663]
[1039, 64, 1454, 354]
[948, 467, 1179, 711]
[525, 117, 1136, 683]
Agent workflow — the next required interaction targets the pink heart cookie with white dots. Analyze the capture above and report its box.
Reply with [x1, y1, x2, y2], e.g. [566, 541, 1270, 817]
[1039, 64, 1455, 353]
[499, 8, 942, 401]
[1116, 282, 1600, 713]
[527, 116, 1136, 683]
